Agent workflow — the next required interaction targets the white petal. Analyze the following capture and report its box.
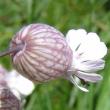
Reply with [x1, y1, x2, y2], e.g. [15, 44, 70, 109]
[74, 59, 105, 72]
[14, 75, 34, 96]
[66, 29, 87, 51]
[86, 32, 100, 43]
[78, 43, 107, 60]
[77, 33, 107, 60]
[74, 71, 103, 83]
[6, 70, 35, 96]
[67, 75, 89, 92]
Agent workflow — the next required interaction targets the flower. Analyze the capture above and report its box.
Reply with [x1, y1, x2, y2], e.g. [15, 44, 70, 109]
[0, 65, 35, 109]
[0, 23, 107, 92]
[66, 29, 107, 92]
[0, 64, 34, 98]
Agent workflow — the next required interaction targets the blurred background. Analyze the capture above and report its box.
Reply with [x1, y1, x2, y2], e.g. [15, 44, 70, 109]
[0, 0, 110, 110]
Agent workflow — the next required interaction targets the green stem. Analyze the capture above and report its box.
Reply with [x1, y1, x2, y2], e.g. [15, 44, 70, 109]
[0, 44, 24, 57]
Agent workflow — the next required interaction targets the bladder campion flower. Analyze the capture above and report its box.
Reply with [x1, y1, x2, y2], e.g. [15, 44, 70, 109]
[0, 24, 107, 92]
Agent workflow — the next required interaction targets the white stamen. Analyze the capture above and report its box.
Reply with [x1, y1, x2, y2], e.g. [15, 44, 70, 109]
[67, 75, 89, 92]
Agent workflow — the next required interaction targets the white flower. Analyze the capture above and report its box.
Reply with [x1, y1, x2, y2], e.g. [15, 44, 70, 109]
[0, 65, 34, 103]
[5, 70, 35, 96]
[66, 29, 107, 92]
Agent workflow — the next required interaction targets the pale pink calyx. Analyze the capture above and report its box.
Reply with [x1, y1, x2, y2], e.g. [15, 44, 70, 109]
[10, 23, 73, 82]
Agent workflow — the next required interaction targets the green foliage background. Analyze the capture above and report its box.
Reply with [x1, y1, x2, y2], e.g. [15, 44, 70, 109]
[0, 0, 110, 110]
